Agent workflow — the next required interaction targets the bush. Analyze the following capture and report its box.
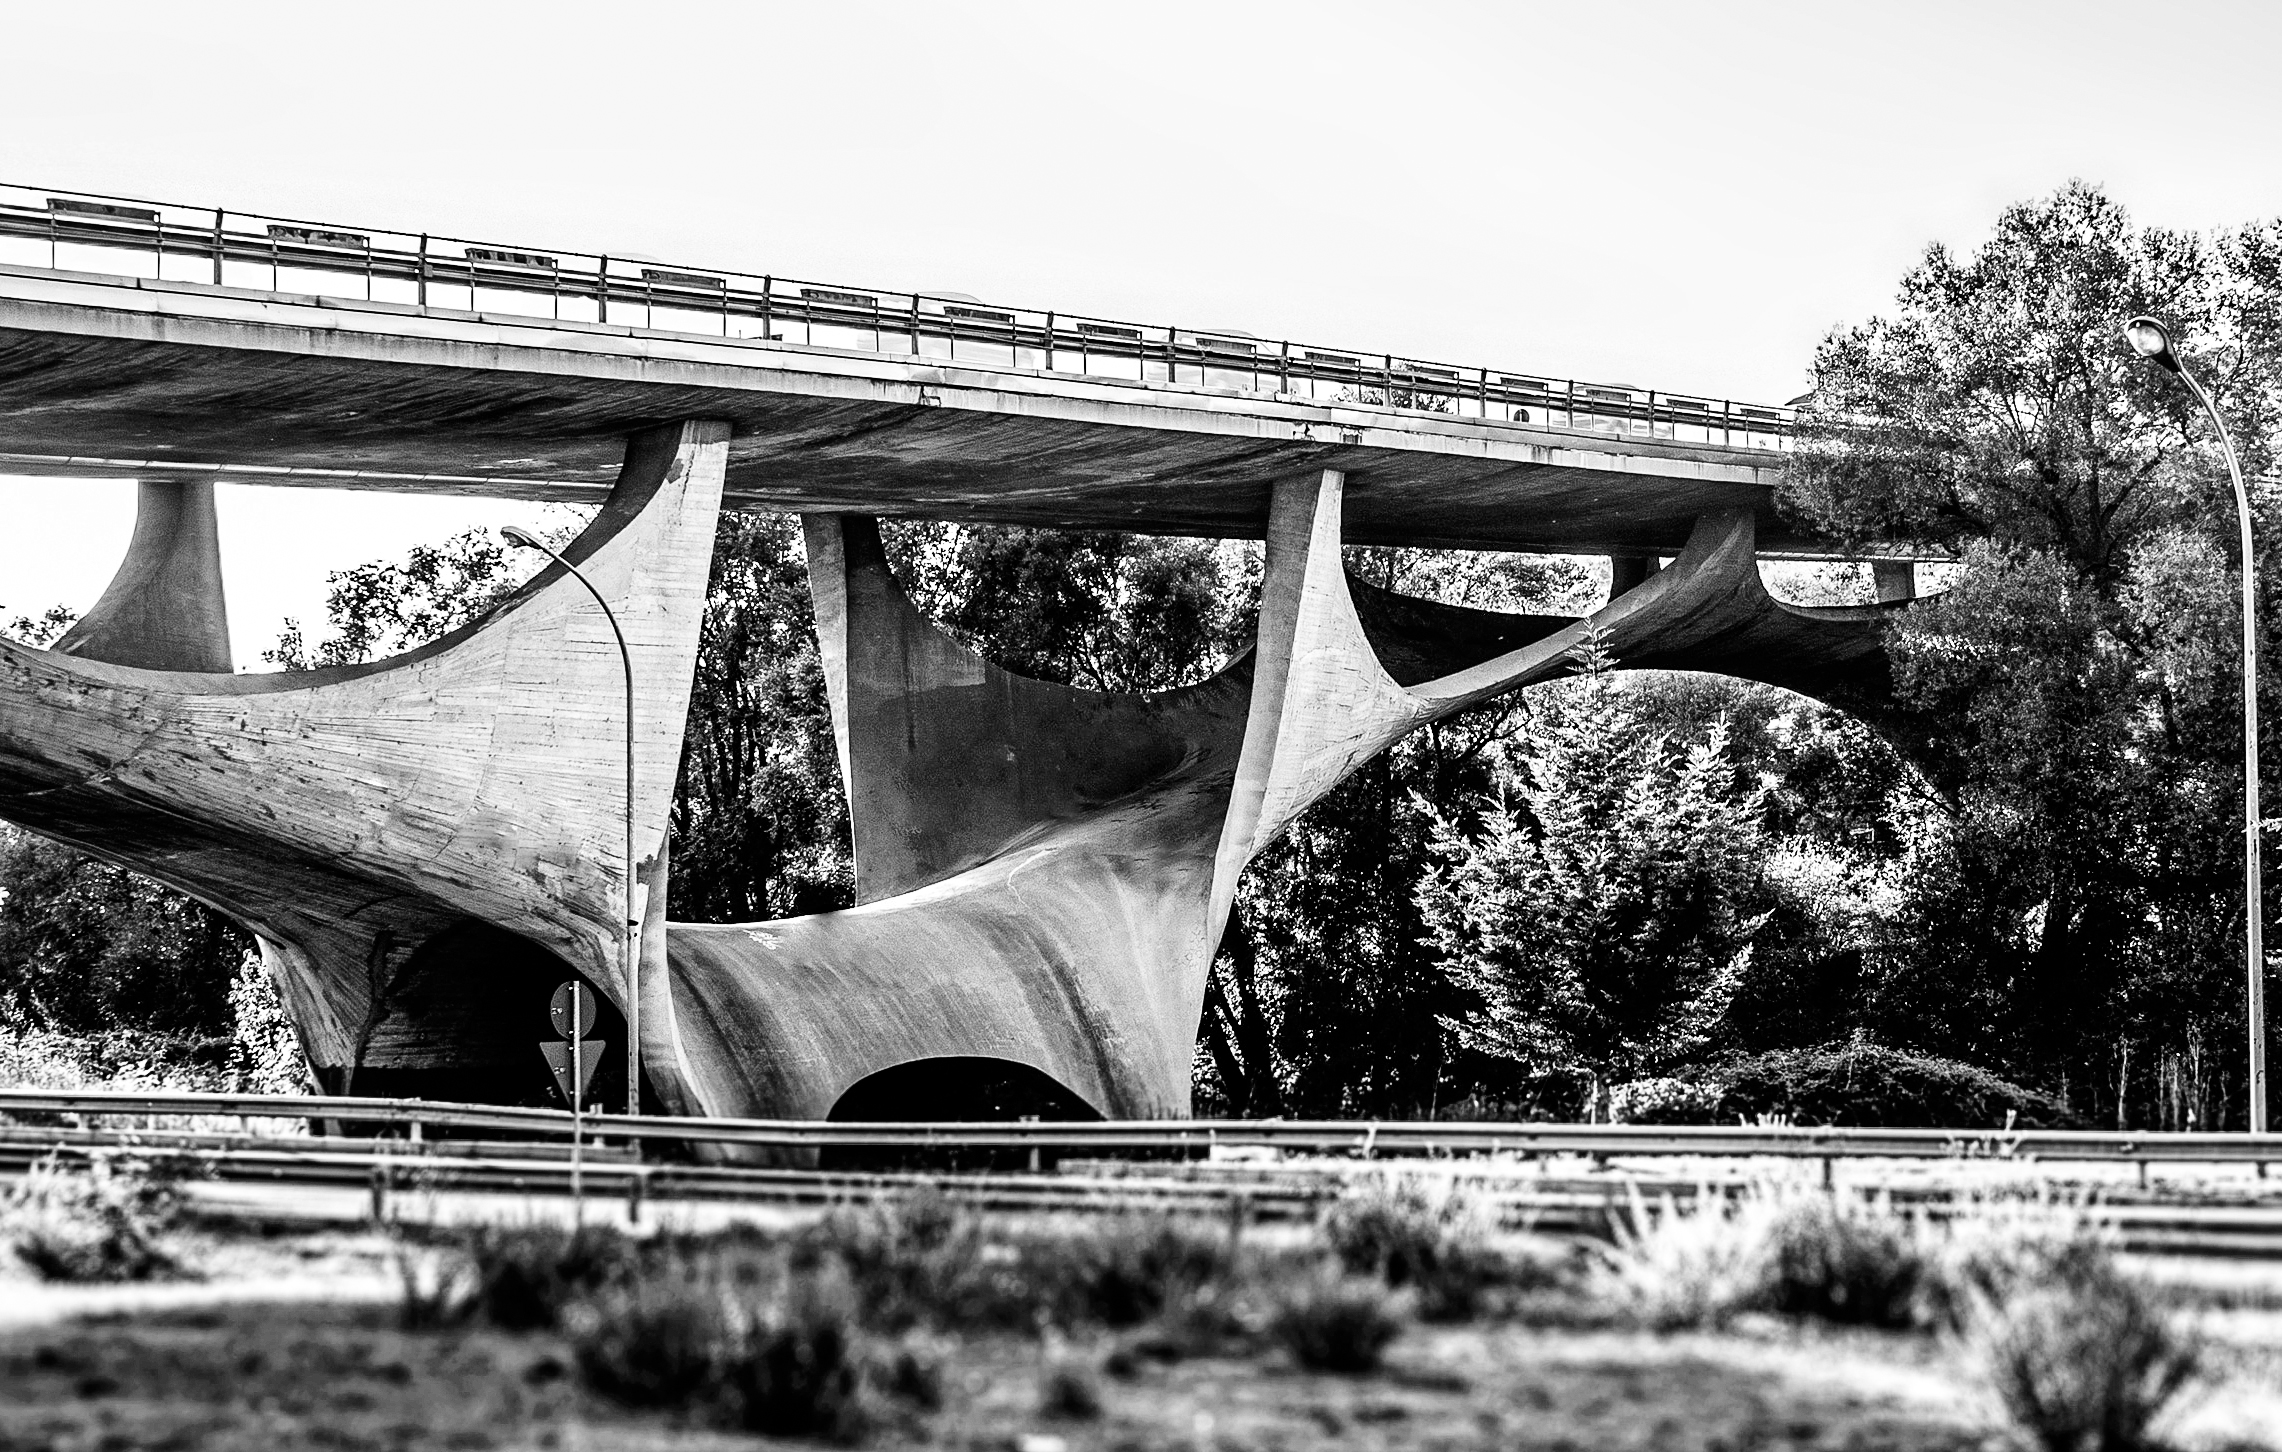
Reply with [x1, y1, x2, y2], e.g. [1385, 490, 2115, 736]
[716, 1273, 876, 1443]
[465, 1222, 637, 1330]
[1040, 1363, 1103, 1419]
[1324, 1175, 1503, 1321]
[1972, 1255, 2199, 1452]
[801, 1187, 1015, 1333]
[1603, 1188, 1785, 1330]
[1714, 1044, 2081, 1129]
[566, 1257, 936, 1445]
[1609, 1077, 1724, 1125]
[806, 1191, 1237, 1335]
[1758, 1193, 1929, 1329]
[1055, 1211, 1234, 1328]
[1271, 1271, 1406, 1374]
[3, 1154, 188, 1283]
[567, 1268, 729, 1408]
[1607, 1185, 1939, 1331]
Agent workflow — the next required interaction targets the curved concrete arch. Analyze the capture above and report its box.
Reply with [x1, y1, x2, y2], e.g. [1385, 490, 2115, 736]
[0, 421, 727, 1095]
[655, 471, 1909, 1139]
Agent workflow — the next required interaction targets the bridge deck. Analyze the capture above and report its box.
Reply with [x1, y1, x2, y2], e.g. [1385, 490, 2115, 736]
[0, 186, 1831, 556]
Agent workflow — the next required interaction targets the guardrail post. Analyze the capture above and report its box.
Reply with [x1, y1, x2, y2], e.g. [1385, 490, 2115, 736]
[211, 209, 223, 286]
[369, 1162, 390, 1224]
[626, 1168, 646, 1227]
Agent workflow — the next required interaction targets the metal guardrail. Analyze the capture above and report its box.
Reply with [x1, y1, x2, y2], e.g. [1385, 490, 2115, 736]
[0, 182, 1796, 451]
[5, 1088, 2281, 1167]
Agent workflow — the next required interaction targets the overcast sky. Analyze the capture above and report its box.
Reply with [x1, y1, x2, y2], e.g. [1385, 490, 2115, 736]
[3, 0, 2278, 667]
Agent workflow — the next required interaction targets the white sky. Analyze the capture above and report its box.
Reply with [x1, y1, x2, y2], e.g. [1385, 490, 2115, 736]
[2, 0, 2278, 667]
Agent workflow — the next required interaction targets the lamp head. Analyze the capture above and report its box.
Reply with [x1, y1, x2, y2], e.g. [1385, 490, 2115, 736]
[499, 524, 544, 550]
[2124, 316, 2182, 375]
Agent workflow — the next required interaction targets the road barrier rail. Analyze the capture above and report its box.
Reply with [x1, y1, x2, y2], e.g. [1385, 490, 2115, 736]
[5, 1088, 2282, 1167]
[0, 180, 1796, 450]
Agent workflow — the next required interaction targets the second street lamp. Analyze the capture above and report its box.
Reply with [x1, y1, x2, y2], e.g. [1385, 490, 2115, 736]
[2124, 315, 2267, 1132]
[502, 525, 642, 1122]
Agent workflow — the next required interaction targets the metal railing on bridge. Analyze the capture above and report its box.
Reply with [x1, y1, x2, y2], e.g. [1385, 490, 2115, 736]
[0, 183, 1795, 452]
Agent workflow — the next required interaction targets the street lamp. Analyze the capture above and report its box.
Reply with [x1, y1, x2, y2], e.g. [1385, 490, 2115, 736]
[502, 525, 642, 1121]
[2124, 315, 2267, 1133]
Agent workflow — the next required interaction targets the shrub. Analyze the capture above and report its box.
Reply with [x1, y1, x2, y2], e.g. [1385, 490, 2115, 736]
[1714, 1044, 2081, 1129]
[465, 1221, 637, 1330]
[1609, 1077, 1724, 1125]
[1924, 1203, 2115, 1334]
[1324, 1174, 1503, 1321]
[1602, 1187, 1784, 1330]
[3, 1154, 187, 1283]
[716, 1272, 875, 1443]
[1054, 1212, 1234, 1328]
[1040, 1362, 1103, 1419]
[395, 1244, 474, 1330]
[569, 1268, 736, 1408]
[801, 1187, 1009, 1333]
[1972, 1255, 2199, 1452]
[1758, 1193, 1929, 1329]
[1271, 1271, 1406, 1374]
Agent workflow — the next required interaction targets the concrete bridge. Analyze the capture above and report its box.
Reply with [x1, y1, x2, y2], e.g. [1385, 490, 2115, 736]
[0, 185, 1919, 1139]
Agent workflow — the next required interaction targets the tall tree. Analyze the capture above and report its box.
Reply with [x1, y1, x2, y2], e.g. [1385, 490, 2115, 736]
[1417, 629, 1773, 1118]
[1781, 181, 2282, 1126]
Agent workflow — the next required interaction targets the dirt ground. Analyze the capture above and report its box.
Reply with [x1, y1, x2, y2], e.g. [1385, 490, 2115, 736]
[1, 1228, 2277, 1451]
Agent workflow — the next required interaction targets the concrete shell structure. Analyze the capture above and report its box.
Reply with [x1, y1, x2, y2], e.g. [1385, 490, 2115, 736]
[0, 190, 1925, 1126]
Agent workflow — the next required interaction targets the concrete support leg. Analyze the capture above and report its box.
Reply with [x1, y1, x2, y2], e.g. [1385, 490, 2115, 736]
[53, 479, 234, 674]
[0, 422, 728, 1105]
[1606, 552, 1663, 601]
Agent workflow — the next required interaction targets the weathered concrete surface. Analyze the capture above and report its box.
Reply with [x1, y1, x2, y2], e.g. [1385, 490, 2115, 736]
[0, 264, 1821, 556]
[0, 422, 725, 1101]
[652, 473, 1900, 1136]
[51, 480, 232, 674]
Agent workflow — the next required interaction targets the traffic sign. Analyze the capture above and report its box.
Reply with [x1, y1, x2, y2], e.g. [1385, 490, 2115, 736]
[548, 981, 600, 1039]
[541, 1038, 603, 1105]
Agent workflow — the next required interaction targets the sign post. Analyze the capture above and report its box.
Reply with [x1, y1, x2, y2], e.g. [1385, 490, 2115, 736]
[544, 981, 603, 1221]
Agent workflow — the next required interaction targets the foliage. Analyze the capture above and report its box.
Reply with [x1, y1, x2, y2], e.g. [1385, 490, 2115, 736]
[464, 1221, 638, 1331]
[1269, 1269, 1406, 1373]
[2, 1154, 190, 1283]
[1420, 628, 1773, 1114]
[1756, 1193, 1929, 1329]
[1038, 1362, 1104, 1419]
[1322, 1174, 1505, 1322]
[1607, 1076, 1725, 1125]
[1971, 1254, 2200, 1452]
[670, 512, 852, 921]
[225, 952, 308, 1093]
[264, 526, 547, 670]
[1779, 181, 2282, 1126]
[567, 1268, 738, 1409]
[0, 824, 249, 1036]
[1207, 547, 1594, 1120]
[1715, 1042, 2083, 1129]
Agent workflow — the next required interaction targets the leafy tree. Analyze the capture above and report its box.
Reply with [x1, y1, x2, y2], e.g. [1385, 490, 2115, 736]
[1781, 181, 2282, 1126]
[266, 526, 540, 669]
[0, 607, 248, 1037]
[1417, 629, 1772, 1117]
[668, 513, 850, 921]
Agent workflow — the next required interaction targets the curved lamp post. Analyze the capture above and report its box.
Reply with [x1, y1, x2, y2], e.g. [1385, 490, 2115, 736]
[502, 525, 642, 1121]
[2124, 316, 2266, 1132]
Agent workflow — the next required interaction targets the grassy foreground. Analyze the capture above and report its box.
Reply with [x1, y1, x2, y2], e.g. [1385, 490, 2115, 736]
[2, 1160, 2280, 1450]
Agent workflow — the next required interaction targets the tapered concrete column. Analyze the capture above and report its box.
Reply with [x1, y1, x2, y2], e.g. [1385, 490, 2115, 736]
[54, 480, 233, 673]
[1606, 553, 1663, 600]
